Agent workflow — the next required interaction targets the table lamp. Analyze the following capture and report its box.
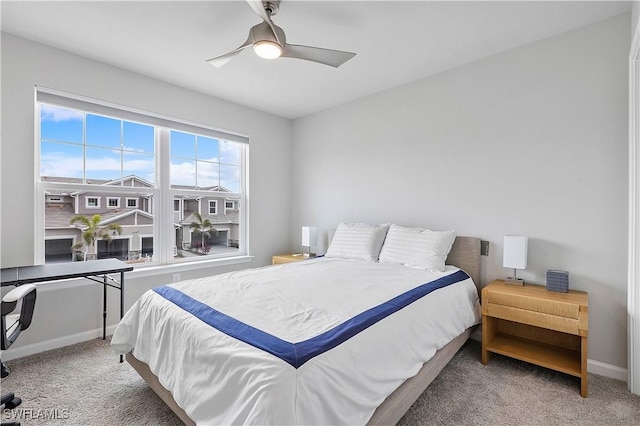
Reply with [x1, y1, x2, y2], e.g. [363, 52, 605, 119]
[301, 226, 317, 257]
[503, 235, 528, 286]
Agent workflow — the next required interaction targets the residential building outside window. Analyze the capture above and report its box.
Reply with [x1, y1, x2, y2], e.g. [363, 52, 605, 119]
[36, 89, 248, 266]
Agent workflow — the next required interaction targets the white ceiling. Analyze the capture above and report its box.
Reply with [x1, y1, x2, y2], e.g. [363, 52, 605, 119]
[1, 1, 632, 119]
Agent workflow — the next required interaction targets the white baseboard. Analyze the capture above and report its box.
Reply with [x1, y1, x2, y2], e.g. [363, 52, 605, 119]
[1, 324, 118, 361]
[470, 328, 627, 382]
[588, 358, 628, 382]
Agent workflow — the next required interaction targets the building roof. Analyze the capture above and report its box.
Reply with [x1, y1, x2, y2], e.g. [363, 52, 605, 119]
[45, 203, 152, 228]
[44, 202, 77, 228]
[42, 174, 153, 188]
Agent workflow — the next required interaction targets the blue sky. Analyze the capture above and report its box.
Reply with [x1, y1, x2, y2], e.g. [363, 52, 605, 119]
[40, 104, 241, 191]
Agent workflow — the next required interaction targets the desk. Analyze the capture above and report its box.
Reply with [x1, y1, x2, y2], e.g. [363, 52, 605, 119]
[1, 259, 133, 361]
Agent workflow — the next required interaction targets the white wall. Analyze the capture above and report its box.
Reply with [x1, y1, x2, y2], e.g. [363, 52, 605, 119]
[292, 14, 631, 371]
[633, 1, 639, 35]
[0, 33, 292, 353]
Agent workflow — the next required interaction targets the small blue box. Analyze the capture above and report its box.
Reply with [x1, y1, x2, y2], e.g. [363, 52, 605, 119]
[546, 270, 569, 293]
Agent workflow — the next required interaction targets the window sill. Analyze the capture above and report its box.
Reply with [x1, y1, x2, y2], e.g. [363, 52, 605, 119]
[127, 255, 255, 279]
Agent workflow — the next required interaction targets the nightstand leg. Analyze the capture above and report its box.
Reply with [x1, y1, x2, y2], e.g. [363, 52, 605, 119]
[481, 314, 494, 364]
[580, 335, 588, 397]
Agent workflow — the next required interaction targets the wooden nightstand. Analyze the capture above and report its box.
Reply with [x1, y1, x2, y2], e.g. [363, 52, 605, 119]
[272, 254, 315, 265]
[481, 279, 589, 397]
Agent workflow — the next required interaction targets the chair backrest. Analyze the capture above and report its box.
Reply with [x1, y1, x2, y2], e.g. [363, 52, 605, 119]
[1, 284, 37, 350]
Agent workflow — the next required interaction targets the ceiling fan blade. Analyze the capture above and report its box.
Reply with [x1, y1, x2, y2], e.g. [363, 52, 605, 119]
[206, 41, 252, 68]
[246, 0, 282, 47]
[282, 44, 356, 68]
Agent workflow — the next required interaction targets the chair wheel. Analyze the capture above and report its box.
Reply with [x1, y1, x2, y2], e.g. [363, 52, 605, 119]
[5, 397, 21, 409]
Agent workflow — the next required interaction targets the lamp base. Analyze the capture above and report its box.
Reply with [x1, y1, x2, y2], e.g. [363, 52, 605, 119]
[505, 277, 525, 286]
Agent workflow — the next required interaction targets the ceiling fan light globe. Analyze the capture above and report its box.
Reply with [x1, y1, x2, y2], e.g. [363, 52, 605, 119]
[253, 40, 282, 59]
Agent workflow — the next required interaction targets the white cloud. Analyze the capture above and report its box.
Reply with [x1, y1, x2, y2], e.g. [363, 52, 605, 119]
[41, 104, 83, 122]
[170, 161, 197, 186]
[220, 141, 240, 165]
[40, 149, 83, 177]
[122, 145, 148, 153]
[41, 151, 155, 183]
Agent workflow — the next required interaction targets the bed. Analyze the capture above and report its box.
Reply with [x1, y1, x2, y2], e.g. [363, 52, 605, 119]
[112, 225, 482, 425]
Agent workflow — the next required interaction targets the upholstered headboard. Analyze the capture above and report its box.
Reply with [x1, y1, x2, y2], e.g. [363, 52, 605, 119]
[446, 236, 482, 290]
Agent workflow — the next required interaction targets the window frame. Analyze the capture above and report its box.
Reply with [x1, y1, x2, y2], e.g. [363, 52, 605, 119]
[209, 200, 218, 215]
[85, 196, 100, 209]
[107, 197, 120, 208]
[126, 197, 138, 208]
[34, 89, 250, 268]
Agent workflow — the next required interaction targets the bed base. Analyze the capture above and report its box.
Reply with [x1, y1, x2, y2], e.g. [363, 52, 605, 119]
[126, 327, 473, 425]
[367, 327, 472, 425]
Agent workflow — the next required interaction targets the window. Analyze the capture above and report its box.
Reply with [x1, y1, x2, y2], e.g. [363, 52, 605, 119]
[209, 200, 218, 215]
[225, 200, 235, 214]
[36, 89, 248, 266]
[86, 197, 100, 208]
[107, 197, 120, 208]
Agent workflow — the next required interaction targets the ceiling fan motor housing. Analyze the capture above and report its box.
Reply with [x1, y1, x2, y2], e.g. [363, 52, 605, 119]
[250, 21, 286, 47]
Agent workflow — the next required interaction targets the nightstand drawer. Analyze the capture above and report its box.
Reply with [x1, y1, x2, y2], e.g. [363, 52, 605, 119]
[484, 291, 580, 319]
[484, 303, 581, 335]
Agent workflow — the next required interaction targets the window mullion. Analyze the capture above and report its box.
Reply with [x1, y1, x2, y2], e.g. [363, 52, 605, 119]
[83, 112, 87, 184]
[158, 128, 172, 264]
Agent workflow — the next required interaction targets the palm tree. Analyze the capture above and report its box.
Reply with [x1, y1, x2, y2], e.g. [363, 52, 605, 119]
[70, 214, 122, 260]
[189, 212, 218, 254]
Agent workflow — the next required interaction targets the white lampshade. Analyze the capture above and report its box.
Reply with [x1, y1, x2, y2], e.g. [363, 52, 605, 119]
[301, 226, 317, 247]
[503, 236, 528, 270]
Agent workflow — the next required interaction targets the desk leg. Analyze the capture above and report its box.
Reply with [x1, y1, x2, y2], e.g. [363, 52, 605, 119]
[102, 275, 107, 340]
[119, 271, 124, 363]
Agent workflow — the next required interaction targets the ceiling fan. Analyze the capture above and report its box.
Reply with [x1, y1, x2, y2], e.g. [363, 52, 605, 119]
[206, 0, 356, 68]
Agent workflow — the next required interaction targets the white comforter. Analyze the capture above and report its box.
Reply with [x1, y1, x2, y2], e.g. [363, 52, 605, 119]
[111, 257, 480, 425]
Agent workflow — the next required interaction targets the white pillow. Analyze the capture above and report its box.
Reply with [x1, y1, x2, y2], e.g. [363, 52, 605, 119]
[325, 223, 389, 262]
[378, 224, 456, 271]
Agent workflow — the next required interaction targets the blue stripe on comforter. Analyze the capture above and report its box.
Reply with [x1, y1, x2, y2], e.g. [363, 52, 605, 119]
[153, 269, 470, 368]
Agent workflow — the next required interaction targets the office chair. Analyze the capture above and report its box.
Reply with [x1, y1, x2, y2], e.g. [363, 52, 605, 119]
[1, 284, 37, 426]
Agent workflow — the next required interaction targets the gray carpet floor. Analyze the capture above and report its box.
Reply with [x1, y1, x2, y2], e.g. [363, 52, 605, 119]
[1, 338, 639, 425]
